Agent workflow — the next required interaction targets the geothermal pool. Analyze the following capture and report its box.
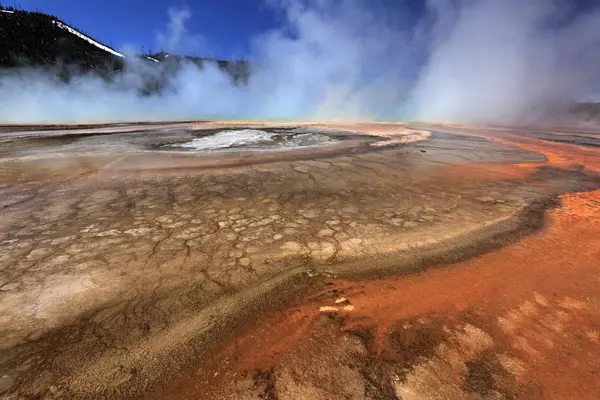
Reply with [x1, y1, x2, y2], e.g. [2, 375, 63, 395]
[0, 125, 382, 158]
[4, 121, 599, 400]
[166, 127, 377, 152]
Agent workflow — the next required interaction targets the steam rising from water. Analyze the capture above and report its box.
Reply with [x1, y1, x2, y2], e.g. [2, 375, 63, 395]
[174, 129, 275, 151]
[170, 129, 334, 151]
[1, 0, 599, 124]
[409, 0, 600, 124]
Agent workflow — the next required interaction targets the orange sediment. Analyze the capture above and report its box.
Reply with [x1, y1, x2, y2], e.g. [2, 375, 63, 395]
[155, 128, 600, 399]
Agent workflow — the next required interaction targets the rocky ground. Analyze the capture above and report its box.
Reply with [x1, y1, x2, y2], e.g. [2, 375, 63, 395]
[0, 122, 598, 399]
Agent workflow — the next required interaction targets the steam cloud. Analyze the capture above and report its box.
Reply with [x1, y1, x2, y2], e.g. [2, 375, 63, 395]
[1, 0, 599, 124]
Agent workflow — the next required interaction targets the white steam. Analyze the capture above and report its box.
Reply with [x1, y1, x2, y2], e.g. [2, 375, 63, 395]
[408, 0, 600, 124]
[155, 6, 210, 56]
[1, 0, 599, 124]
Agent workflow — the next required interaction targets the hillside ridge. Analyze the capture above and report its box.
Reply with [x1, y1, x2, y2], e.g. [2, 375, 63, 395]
[0, 6, 248, 82]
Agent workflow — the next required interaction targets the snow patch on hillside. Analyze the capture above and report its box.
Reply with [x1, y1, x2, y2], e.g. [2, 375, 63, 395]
[2, 9, 125, 59]
[53, 20, 125, 58]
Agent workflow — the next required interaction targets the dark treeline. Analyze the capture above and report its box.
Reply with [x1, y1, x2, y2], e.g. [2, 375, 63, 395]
[0, 5, 249, 87]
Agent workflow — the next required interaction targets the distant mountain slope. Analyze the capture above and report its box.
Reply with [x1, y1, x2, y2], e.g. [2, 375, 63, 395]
[0, 6, 249, 82]
[0, 7, 124, 73]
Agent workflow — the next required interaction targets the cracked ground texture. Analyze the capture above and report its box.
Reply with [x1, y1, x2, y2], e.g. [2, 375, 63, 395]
[0, 122, 598, 399]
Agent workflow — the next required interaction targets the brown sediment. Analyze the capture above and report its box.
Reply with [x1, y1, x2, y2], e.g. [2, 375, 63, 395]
[432, 124, 600, 171]
[157, 187, 600, 399]
[425, 162, 535, 183]
[153, 126, 600, 400]
[1, 122, 599, 399]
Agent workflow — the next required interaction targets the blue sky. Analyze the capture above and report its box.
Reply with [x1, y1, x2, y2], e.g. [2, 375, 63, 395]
[12, 0, 279, 58]
[11, 0, 425, 59]
[8, 0, 597, 60]
[2, 0, 599, 121]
